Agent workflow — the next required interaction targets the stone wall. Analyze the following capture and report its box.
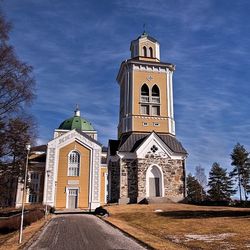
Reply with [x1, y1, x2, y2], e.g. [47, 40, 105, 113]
[108, 160, 120, 203]
[120, 154, 185, 202]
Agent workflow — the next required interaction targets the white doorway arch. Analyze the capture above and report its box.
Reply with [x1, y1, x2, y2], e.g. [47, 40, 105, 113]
[146, 165, 164, 197]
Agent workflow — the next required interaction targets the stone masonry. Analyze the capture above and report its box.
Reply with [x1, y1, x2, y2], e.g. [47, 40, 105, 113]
[116, 153, 185, 203]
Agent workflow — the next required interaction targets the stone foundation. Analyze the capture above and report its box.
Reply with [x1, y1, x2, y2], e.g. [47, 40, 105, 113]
[109, 154, 185, 203]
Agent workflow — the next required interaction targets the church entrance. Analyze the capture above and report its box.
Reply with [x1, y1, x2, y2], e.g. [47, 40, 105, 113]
[146, 165, 163, 197]
[67, 189, 78, 209]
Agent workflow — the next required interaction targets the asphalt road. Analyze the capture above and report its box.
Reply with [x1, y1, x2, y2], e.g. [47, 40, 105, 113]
[27, 214, 146, 250]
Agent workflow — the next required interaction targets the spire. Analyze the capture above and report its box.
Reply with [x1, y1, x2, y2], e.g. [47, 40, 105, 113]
[142, 23, 148, 37]
[74, 104, 80, 117]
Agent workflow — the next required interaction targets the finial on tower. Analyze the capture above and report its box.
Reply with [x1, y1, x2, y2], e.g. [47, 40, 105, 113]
[142, 23, 147, 36]
[74, 104, 80, 117]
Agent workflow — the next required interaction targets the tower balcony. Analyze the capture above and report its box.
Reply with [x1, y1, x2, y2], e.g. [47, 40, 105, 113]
[140, 96, 150, 103]
[140, 96, 160, 104]
[151, 96, 160, 104]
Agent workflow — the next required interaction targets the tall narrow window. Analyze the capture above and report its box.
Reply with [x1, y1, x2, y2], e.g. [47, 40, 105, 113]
[68, 151, 80, 176]
[141, 105, 149, 115]
[143, 46, 147, 57]
[28, 172, 40, 203]
[152, 106, 160, 116]
[141, 84, 149, 103]
[149, 47, 153, 58]
[152, 84, 160, 104]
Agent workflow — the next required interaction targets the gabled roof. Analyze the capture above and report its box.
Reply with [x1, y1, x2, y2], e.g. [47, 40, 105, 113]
[109, 132, 187, 155]
[30, 145, 47, 153]
[75, 129, 102, 147]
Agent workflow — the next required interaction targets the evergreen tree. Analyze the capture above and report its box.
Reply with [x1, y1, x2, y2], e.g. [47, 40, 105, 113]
[208, 162, 236, 202]
[186, 173, 206, 204]
[230, 143, 249, 202]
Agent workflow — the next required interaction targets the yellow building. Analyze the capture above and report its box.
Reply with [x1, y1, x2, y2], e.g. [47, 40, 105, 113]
[16, 108, 108, 211]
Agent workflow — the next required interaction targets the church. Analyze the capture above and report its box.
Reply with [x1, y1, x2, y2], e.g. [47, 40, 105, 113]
[107, 32, 187, 204]
[15, 32, 187, 210]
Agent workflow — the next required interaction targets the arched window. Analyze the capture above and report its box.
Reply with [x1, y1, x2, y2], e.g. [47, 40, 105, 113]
[149, 47, 153, 58]
[141, 84, 149, 103]
[152, 84, 160, 97]
[68, 151, 80, 176]
[143, 46, 147, 57]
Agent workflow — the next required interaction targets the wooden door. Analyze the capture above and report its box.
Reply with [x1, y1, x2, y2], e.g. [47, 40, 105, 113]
[68, 189, 78, 209]
[149, 177, 160, 197]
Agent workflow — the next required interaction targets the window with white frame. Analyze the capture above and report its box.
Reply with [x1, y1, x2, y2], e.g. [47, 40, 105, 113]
[28, 172, 40, 203]
[68, 151, 80, 176]
[152, 106, 160, 116]
[140, 83, 161, 116]
[141, 105, 149, 115]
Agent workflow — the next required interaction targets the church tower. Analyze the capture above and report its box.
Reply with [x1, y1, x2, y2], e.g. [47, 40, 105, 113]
[117, 32, 175, 138]
[108, 33, 187, 204]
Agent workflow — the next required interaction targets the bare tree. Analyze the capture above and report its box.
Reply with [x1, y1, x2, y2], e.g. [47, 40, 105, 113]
[0, 12, 36, 206]
[231, 143, 249, 202]
[0, 13, 35, 117]
[195, 165, 207, 191]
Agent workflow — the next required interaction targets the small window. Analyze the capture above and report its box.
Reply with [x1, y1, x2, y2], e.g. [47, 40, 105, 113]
[143, 46, 147, 57]
[152, 106, 160, 116]
[153, 122, 160, 127]
[143, 122, 148, 126]
[29, 194, 38, 203]
[141, 105, 149, 115]
[68, 151, 80, 176]
[149, 47, 153, 58]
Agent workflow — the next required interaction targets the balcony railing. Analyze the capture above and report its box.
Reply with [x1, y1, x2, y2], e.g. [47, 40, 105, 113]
[151, 96, 160, 103]
[140, 96, 160, 103]
[140, 96, 150, 103]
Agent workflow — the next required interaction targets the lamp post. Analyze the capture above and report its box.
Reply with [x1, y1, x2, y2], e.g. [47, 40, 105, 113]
[19, 143, 31, 244]
[45, 170, 51, 219]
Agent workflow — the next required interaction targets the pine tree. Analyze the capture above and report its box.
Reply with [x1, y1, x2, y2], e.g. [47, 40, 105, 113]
[186, 174, 206, 204]
[230, 143, 249, 202]
[208, 162, 236, 202]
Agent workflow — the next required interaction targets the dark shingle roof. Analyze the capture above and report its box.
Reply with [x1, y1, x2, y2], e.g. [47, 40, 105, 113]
[117, 132, 187, 154]
[157, 134, 187, 154]
[31, 145, 47, 153]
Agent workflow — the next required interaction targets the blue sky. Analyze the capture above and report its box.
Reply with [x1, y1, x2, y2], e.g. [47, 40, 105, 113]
[2, 0, 250, 175]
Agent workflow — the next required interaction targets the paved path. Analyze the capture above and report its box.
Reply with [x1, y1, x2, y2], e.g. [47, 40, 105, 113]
[27, 214, 146, 250]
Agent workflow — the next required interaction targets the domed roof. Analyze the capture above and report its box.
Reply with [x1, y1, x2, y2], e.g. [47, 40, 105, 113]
[58, 108, 94, 131]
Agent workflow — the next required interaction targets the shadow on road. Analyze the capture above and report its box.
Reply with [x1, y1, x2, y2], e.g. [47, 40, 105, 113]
[157, 210, 250, 219]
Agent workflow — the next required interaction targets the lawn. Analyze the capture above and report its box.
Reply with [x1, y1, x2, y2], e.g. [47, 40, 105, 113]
[105, 203, 250, 250]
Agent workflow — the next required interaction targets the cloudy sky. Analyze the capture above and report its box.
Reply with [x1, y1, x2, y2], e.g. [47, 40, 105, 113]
[2, 0, 250, 175]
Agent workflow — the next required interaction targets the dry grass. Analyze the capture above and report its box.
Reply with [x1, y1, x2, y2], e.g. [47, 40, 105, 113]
[0, 216, 51, 250]
[105, 203, 250, 250]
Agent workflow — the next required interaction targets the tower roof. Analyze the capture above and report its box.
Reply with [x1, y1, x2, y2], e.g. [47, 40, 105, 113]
[58, 107, 94, 131]
[130, 32, 158, 48]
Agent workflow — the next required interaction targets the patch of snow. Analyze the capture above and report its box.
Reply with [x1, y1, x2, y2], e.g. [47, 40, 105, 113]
[154, 209, 163, 213]
[185, 233, 236, 242]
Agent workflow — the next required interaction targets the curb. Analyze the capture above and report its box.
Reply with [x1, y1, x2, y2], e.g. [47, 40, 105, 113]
[21, 216, 53, 250]
[98, 216, 155, 250]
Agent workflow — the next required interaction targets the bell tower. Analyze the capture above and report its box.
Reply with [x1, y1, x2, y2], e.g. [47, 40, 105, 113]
[117, 32, 176, 138]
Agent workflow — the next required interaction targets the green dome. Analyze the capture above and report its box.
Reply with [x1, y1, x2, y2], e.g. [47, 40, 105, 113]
[58, 109, 94, 131]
